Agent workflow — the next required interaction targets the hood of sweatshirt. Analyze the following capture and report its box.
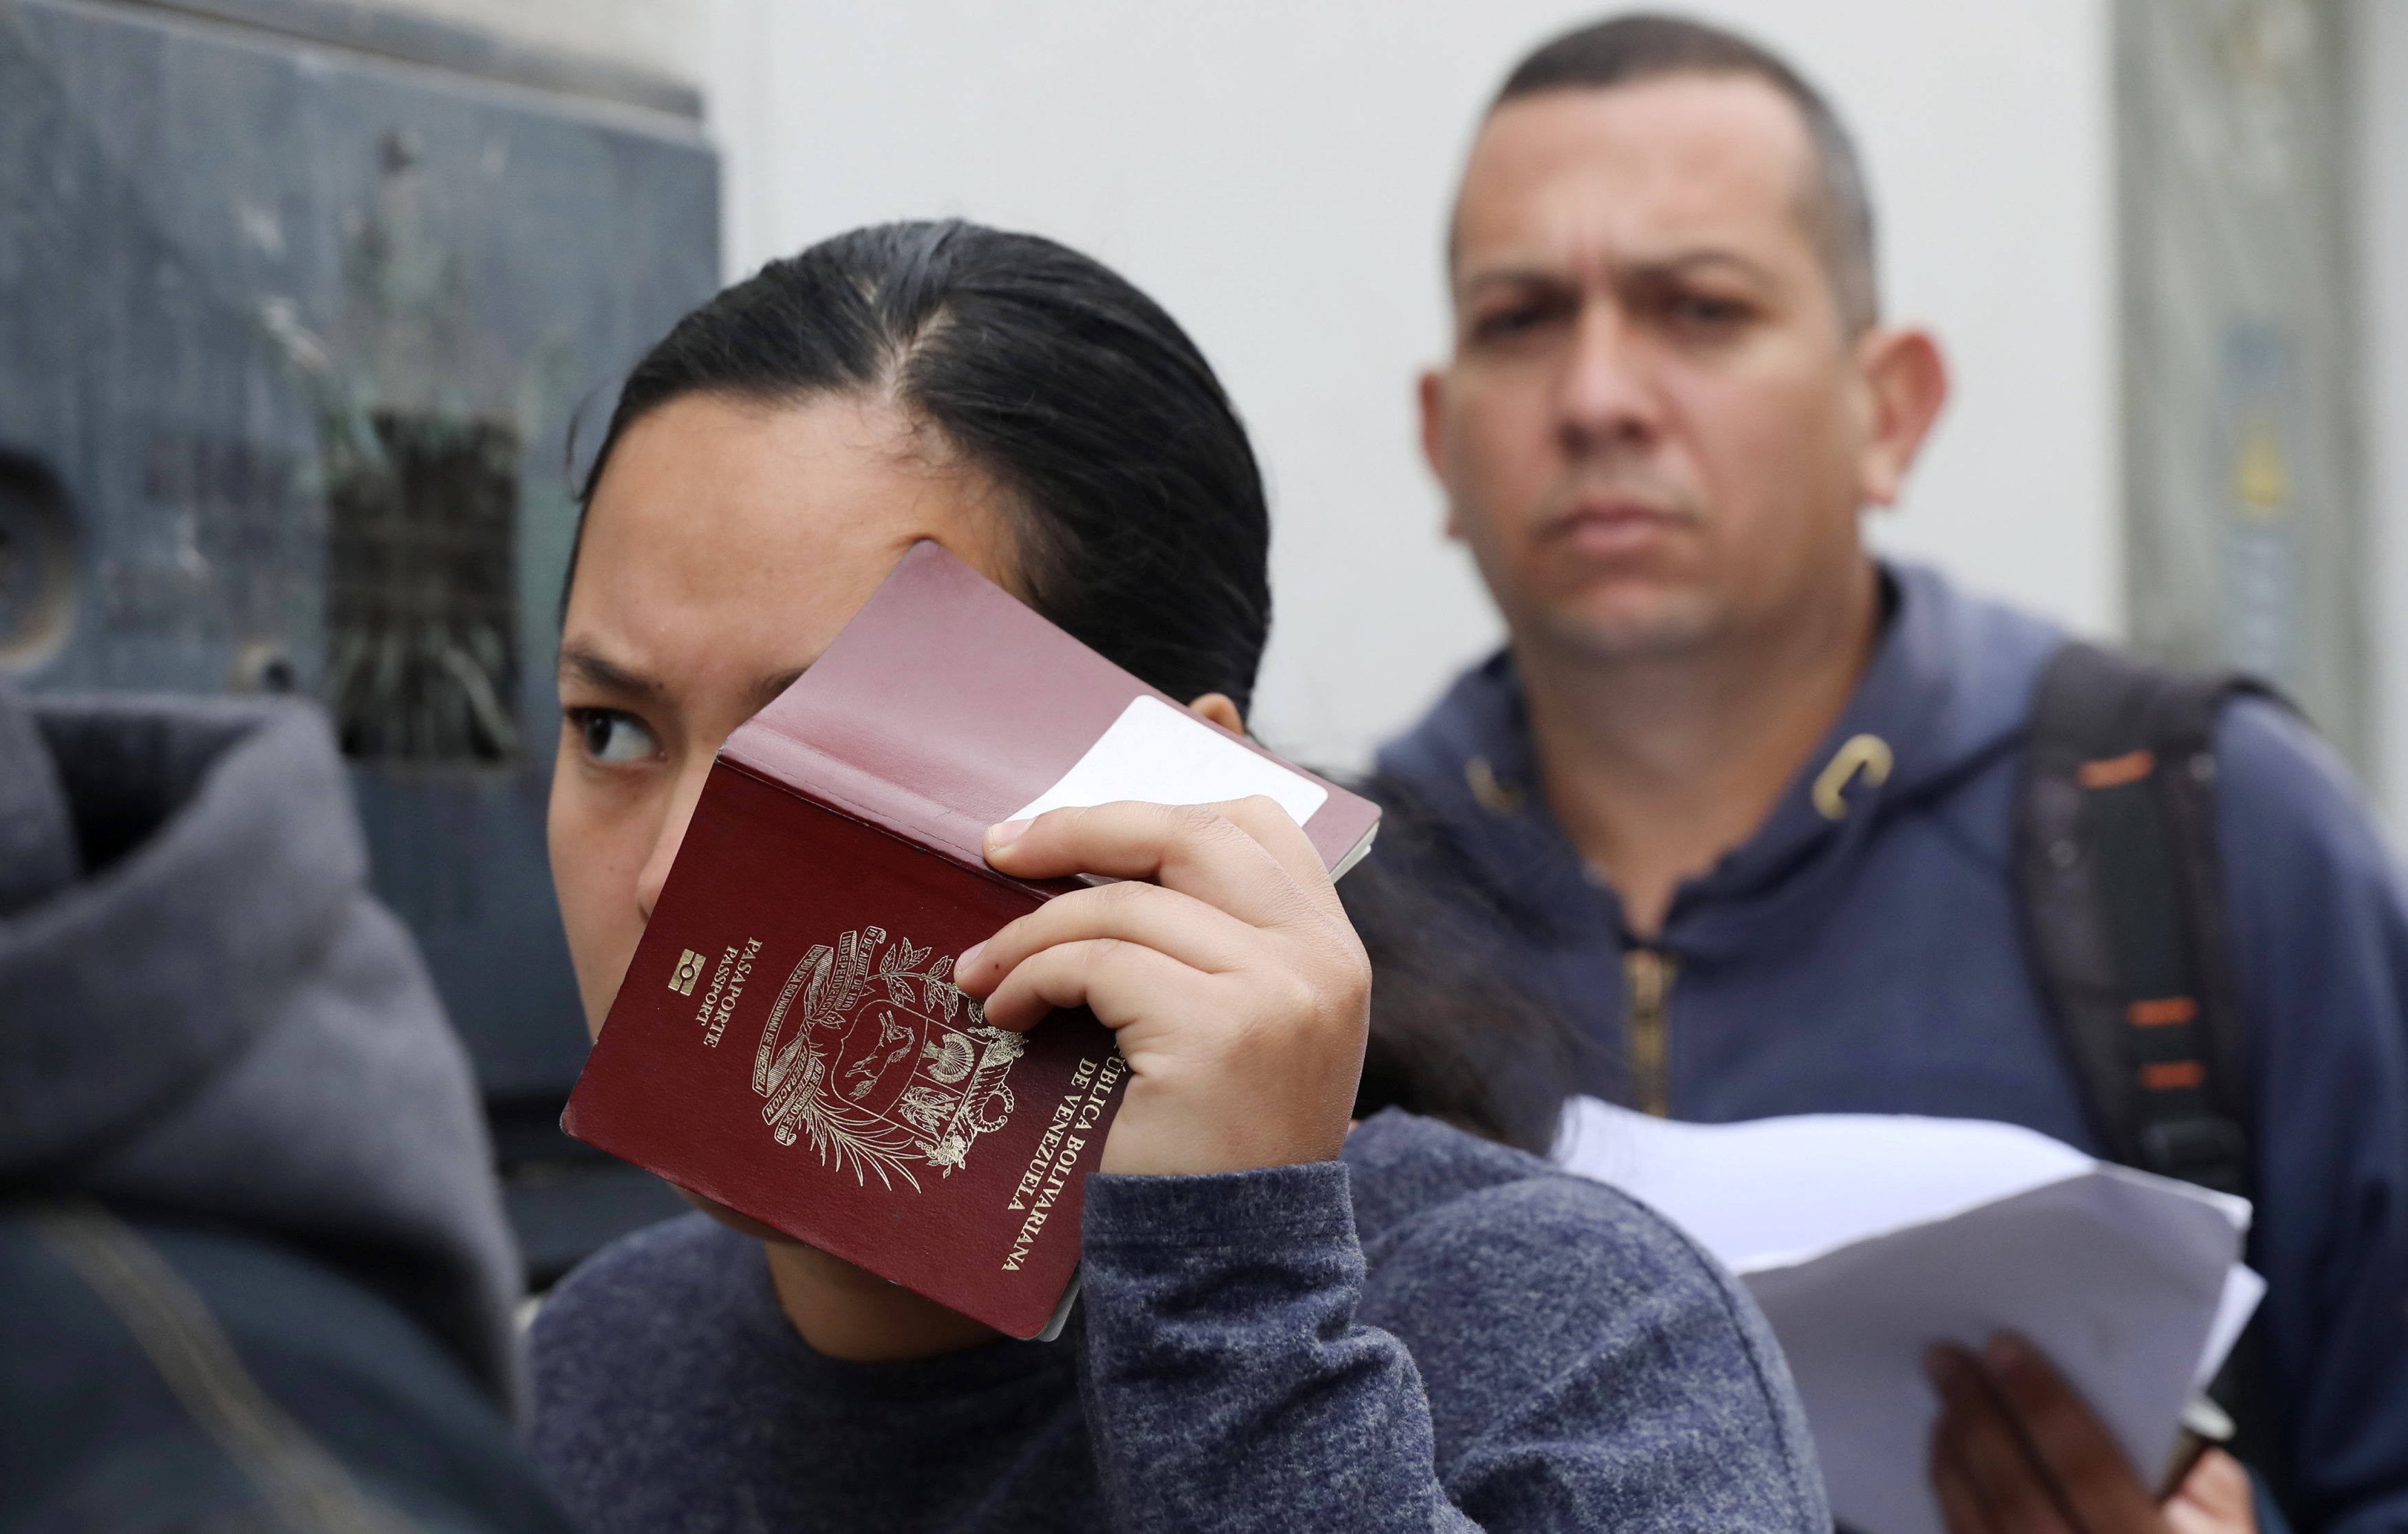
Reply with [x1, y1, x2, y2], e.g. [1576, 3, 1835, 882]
[0, 686, 519, 1400]
[1373, 563, 2064, 965]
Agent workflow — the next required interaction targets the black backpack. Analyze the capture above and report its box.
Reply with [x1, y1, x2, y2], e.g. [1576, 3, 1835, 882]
[2013, 640, 2285, 1493]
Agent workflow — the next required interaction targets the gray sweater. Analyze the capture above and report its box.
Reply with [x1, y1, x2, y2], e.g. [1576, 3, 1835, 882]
[526, 1110, 1829, 1531]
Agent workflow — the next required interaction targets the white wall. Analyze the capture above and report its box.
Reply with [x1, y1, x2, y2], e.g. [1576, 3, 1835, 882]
[390, 0, 2123, 771]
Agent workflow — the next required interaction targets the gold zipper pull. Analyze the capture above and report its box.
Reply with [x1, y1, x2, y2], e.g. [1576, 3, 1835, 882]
[1624, 947, 1679, 1117]
[1812, 733, 1894, 821]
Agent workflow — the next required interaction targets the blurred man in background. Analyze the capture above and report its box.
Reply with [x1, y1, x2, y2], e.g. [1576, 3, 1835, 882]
[1379, 14, 2408, 1533]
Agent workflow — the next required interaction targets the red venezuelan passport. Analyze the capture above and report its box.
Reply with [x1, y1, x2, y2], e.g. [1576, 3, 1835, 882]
[563, 541, 1382, 1339]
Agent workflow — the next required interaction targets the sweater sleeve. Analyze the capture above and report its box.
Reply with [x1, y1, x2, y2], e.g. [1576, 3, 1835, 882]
[1073, 1157, 1827, 1533]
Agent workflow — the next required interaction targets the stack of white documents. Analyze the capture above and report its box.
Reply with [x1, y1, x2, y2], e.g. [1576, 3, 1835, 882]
[1556, 1099, 2258, 1534]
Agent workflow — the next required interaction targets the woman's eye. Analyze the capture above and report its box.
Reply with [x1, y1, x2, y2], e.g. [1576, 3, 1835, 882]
[574, 709, 659, 765]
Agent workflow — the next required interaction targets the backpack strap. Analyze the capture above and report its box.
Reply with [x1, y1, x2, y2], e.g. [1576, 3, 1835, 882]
[2013, 641, 2269, 1197]
[2014, 641, 2300, 1502]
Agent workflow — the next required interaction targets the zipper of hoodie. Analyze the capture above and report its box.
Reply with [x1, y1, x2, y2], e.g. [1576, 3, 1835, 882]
[1624, 947, 1679, 1116]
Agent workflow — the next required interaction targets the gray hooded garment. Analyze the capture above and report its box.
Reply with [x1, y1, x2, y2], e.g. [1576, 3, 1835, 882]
[0, 685, 519, 1400]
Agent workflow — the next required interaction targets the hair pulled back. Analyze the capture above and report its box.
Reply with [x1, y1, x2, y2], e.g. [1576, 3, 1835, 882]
[570, 220, 1272, 714]
[569, 221, 1586, 1153]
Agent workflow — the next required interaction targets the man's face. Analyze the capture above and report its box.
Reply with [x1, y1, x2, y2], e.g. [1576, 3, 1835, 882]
[1426, 74, 1881, 662]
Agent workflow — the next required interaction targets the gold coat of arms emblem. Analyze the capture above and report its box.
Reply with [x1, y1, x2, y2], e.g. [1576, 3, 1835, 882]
[751, 926, 1024, 1191]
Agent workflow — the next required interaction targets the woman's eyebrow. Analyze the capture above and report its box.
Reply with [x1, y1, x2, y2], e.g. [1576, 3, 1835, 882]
[744, 668, 807, 714]
[559, 643, 658, 698]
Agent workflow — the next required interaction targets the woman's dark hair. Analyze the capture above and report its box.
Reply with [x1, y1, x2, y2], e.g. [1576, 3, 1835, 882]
[1343, 775, 1599, 1155]
[569, 219, 1271, 714]
[573, 219, 1589, 1150]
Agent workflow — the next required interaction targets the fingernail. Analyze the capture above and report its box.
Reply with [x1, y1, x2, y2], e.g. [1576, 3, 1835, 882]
[1984, 1333, 2028, 1370]
[987, 819, 1031, 851]
[957, 940, 985, 971]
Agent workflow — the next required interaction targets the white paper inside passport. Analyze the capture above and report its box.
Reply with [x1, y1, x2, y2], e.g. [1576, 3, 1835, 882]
[1007, 695, 1328, 827]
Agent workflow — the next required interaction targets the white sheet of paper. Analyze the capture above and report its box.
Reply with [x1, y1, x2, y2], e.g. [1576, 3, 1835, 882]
[1007, 695, 1328, 827]
[1556, 1099, 2257, 1534]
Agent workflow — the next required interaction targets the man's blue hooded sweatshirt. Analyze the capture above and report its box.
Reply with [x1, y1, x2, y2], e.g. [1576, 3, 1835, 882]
[1375, 563, 2408, 1534]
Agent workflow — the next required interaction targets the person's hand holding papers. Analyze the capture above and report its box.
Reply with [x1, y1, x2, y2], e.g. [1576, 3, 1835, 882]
[1556, 1099, 2260, 1534]
[1927, 1335, 2255, 1534]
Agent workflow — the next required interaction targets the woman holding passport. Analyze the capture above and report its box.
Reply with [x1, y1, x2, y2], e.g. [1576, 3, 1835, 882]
[529, 219, 1825, 1531]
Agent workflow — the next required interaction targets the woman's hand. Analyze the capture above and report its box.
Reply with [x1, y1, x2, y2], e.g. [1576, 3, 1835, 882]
[951, 797, 1371, 1177]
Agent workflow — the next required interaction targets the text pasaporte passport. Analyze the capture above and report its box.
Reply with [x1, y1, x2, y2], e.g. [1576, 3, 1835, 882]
[563, 541, 1381, 1339]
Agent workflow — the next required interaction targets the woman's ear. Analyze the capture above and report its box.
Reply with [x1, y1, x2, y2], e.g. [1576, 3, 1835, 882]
[1187, 692, 1246, 735]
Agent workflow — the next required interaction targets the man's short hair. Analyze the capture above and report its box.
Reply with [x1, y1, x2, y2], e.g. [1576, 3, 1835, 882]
[1485, 12, 1879, 335]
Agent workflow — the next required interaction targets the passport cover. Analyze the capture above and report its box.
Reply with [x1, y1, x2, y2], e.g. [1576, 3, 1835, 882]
[563, 541, 1380, 1339]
